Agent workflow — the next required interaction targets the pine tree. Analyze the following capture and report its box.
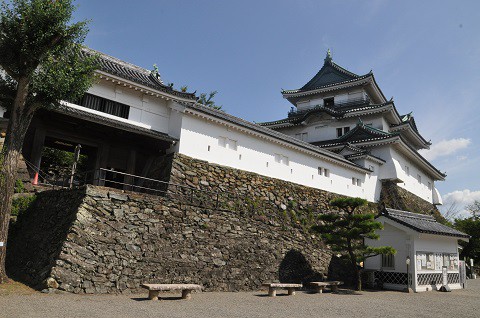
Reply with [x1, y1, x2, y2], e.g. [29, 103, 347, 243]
[313, 197, 395, 291]
[0, 0, 97, 283]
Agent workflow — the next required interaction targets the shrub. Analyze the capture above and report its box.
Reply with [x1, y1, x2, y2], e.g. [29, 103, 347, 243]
[11, 195, 36, 217]
[14, 179, 25, 193]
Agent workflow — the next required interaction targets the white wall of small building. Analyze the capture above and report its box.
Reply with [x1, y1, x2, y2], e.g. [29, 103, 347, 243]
[178, 113, 376, 201]
[364, 222, 410, 273]
[365, 219, 464, 292]
[0, 106, 5, 118]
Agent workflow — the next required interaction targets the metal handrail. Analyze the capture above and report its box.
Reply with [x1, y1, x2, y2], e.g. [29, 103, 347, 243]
[25, 165, 320, 218]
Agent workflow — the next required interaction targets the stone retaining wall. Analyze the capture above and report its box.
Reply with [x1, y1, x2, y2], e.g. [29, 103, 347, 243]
[7, 153, 443, 294]
[8, 185, 334, 294]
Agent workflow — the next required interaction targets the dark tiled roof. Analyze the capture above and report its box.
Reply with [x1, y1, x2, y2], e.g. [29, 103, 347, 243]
[259, 102, 394, 127]
[282, 51, 369, 94]
[313, 120, 398, 147]
[381, 208, 470, 239]
[82, 48, 196, 101]
[282, 73, 372, 95]
[55, 104, 178, 143]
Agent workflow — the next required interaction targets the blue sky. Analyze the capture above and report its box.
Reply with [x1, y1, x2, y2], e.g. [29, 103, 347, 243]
[73, 0, 480, 217]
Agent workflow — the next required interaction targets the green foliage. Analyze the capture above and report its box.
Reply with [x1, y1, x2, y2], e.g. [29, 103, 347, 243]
[14, 179, 25, 193]
[198, 91, 222, 110]
[0, 0, 98, 112]
[312, 197, 395, 290]
[455, 216, 480, 263]
[11, 194, 35, 217]
[330, 197, 368, 214]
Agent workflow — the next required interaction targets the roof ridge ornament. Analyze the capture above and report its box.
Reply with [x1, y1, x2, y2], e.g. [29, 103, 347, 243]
[324, 49, 333, 63]
[151, 64, 161, 80]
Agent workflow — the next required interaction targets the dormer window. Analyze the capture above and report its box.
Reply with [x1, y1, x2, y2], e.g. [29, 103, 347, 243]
[323, 97, 334, 107]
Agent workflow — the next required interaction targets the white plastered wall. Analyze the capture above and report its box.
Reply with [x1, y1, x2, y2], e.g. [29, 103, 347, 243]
[364, 222, 410, 273]
[277, 113, 386, 144]
[413, 233, 462, 292]
[371, 145, 434, 203]
[86, 80, 171, 134]
[178, 113, 374, 201]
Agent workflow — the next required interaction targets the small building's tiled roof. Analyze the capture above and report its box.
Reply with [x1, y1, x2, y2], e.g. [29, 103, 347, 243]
[381, 208, 470, 239]
[82, 48, 196, 101]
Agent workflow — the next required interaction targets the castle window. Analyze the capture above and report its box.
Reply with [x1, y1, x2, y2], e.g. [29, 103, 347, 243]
[219, 137, 237, 151]
[207, 145, 211, 152]
[295, 132, 308, 141]
[382, 254, 395, 269]
[318, 167, 323, 175]
[405, 165, 410, 175]
[323, 97, 334, 107]
[228, 139, 237, 151]
[324, 168, 330, 178]
[275, 154, 289, 166]
[337, 126, 350, 137]
[77, 93, 130, 119]
[417, 174, 422, 183]
[428, 182, 432, 190]
[218, 136, 226, 147]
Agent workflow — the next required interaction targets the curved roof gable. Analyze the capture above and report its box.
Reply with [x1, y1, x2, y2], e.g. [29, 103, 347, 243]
[300, 51, 361, 91]
[283, 50, 369, 94]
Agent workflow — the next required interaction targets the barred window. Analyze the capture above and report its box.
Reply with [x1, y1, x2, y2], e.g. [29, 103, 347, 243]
[77, 93, 130, 119]
[382, 254, 395, 269]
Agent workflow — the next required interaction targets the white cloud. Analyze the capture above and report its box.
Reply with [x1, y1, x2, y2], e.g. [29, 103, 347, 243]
[441, 189, 480, 219]
[419, 138, 471, 161]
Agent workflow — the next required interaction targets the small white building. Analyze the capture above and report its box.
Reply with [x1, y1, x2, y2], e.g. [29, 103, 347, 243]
[364, 208, 469, 292]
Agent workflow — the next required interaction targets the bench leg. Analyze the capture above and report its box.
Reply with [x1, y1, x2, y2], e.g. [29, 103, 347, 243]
[314, 286, 324, 294]
[287, 288, 295, 296]
[148, 290, 160, 300]
[268, 287, 276, 297]
[182, 289, 192, 300]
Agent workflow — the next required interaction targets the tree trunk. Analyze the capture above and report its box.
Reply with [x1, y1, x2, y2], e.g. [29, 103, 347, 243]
[0, 77, 33, 284]
[347, 239, 362, 291]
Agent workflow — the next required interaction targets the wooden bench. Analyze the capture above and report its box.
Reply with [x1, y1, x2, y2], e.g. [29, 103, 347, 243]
[141, 284, 203, 300]
[308, 281, 343, 293]
[262, 283, 303, 297]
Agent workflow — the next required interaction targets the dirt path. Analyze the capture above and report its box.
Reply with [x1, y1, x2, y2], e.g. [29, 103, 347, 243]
[1, 279, 479, 318]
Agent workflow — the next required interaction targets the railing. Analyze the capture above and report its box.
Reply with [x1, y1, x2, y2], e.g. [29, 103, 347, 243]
[288, 97, 370, 118]
[93, 168, 272, 213]
[24, 165, 322, 218]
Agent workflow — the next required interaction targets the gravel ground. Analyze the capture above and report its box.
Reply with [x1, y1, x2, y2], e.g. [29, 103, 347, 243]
[1, 279, 479, 318]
